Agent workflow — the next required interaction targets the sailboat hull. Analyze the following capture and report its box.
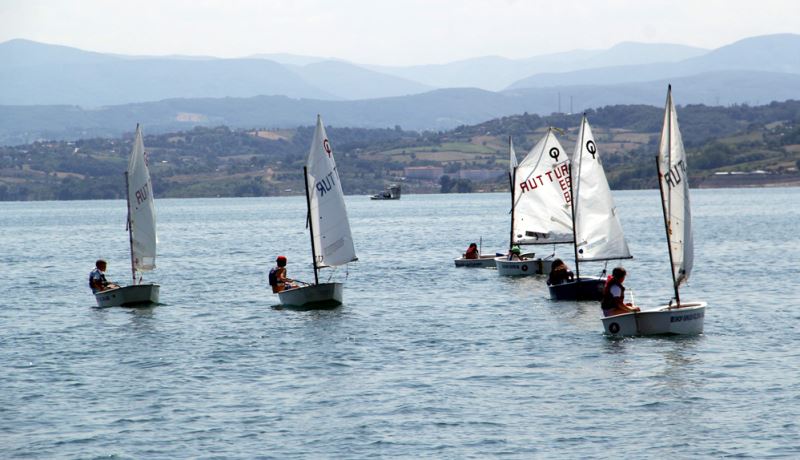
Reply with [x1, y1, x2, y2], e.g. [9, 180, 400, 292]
[495, 256, 552, 276]
[548, 277, 605, 301]
[94, 284, 160, 308]
[454, 255, 498, 268]
[278, 282, 343, 308]
[602, 302, 706, 336]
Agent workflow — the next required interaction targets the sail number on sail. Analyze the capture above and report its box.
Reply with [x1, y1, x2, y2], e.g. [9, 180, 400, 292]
[663, 159, 687, 189]
[518, 161, 572, 203]
[314, 168, 338, 197]
[135, 181, 151, 206]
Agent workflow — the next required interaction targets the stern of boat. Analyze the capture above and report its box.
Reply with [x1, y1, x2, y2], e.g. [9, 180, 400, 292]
[278, 282, 343, 308]
[94, 283, 160, 308]
[602, 302, 706, 336]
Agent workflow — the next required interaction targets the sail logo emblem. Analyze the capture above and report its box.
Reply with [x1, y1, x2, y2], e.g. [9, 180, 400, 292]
[586, 141, 597, 159]
[323, 139, 332, 158]
[549, 147, 560, 161]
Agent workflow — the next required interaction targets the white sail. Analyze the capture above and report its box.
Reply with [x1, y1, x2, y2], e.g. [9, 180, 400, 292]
[573, 116, 631, 262]
[658, 86, 693, 287]
[127, 125, 157, 273]
[509, 136, 518, 173]
[512, 129, 573, 245]
[306, 115, 357, 267]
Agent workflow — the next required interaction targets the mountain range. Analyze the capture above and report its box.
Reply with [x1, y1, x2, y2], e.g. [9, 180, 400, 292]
[0, 34, 799, 144]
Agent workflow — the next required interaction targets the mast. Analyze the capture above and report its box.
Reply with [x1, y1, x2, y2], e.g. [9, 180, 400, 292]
[124, 170, 136, 285]
[509, 166, 517, 251]
[657, 85, 681, 305]
[568, 163, 580, 281]
[303, 166, 320, 285]
[569, 117, 587, 281]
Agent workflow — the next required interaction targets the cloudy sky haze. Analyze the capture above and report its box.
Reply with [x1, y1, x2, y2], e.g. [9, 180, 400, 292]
[1, 0, 799, 65]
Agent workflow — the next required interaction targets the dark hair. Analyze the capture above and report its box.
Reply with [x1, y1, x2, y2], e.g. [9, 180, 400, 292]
[468, 243, 477, 248]
[612, 267, 627, 279]
[95, 259, 107, 268]
[276, 256, 287, 267]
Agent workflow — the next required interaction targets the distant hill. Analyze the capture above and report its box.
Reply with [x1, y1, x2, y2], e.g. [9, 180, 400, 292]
[290, 60, 433, 100]
[2, 100, 798, 201]
[369, 42, 707, 91]
[507, 34, 800, 89]
[0, 39, 430, 105]
[3, 71, 800, 145]
[0, 38, 710, 106]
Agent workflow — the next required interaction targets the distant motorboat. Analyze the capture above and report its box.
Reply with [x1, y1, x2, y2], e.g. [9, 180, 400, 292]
[370, 184, 401, 200]
[94, 125, 160, 308]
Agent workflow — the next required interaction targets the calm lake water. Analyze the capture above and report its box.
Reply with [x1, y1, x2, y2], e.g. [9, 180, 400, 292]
[1, 189, 799, 458]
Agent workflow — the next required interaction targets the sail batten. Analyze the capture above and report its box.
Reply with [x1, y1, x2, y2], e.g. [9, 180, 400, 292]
[573, 117, 631, 262]
[658, 87, 693, 292]
[511, 129, 573, 245]
[126, 125, 157, 277]
[306, 115, 357, 268]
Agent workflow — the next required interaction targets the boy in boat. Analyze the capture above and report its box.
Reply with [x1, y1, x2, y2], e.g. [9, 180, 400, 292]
[464, 243, 479, 259]
[89, 259, 119, 293]
[600, 266, 640, 316]
[507, 246, 524, 261]
[547, 259, 574, 285]
[269, 255, 298, 293]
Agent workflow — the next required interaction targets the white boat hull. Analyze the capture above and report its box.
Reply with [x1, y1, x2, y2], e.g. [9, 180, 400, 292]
[454, 255, 498, 268]
[278, 282, 343, 308]
[94, 284, 160, 308]
[602, 302, 706, 336]
[495, 256, 553, 276]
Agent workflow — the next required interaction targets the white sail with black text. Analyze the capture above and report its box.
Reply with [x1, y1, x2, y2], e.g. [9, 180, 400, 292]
[602, 86, 706, 335]
[550, 116, 631, 300]
[278, 115, 357, 308]
[496, 129, 573, 276]
[94, 124, 160, 307]
[128, 125, 158, 276]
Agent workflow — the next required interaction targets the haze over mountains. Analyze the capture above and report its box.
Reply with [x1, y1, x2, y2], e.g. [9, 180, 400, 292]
[0, 34, 799, 144]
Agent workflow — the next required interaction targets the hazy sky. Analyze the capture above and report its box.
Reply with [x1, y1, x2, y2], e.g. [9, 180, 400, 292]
[2, 0, 799, 65]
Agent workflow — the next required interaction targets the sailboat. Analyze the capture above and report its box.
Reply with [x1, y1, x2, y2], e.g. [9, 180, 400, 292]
[278, 115, 357, 308]
[549, 116, 632, 300]
[602, 86, 706, 336]
[495, 129, 573, 276]
[454, 137, 517, 268]
[94, 125, 160, 307]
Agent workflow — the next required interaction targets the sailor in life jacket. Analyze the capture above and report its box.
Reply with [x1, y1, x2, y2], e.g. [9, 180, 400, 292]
[89, 259, 119, 293]
[464, 242, 479, 260]
[600, 266, 640, 317]
[269, 255, 297, 293]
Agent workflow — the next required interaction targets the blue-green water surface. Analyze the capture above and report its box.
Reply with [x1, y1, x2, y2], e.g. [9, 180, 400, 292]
[1, 189, 799, 458]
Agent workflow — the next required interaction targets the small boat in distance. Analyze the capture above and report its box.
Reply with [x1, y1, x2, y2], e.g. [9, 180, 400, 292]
[370, 184, 401, 200]
[495, 132, 573, 276]
[94, 125, 160, 308]
[454, 238, 501, 267]
[549, 116, 632, 301]
[278, 115, 357, 308]
[602, 86, 706, 336]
